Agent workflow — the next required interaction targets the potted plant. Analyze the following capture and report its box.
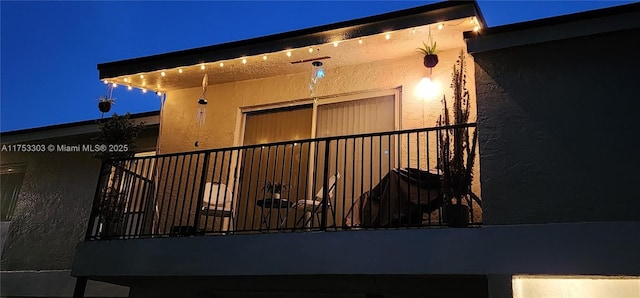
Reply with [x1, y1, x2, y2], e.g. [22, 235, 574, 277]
[94, 113, 145, 238]
[263, 181, 288, 199]
[416, 40, 438, 68]
[437, 50, 481, 226]
[98, 96, 114, 114]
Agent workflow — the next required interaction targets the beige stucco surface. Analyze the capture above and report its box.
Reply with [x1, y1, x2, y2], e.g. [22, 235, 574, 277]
[159, 48, 481, 209]
[160, 48, 477, 153]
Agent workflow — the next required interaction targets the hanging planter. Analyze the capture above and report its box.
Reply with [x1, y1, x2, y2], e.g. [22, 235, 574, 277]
[423, 54, 439, 68]
[416, 40, 438, 68]
[97, 84, 115, 117]
[98, 98, 113, 113]
[416, 27, 439, 69]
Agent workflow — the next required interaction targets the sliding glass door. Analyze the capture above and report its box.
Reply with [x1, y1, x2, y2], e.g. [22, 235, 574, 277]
[315, 95, 396, 226]
[237, 106, 313, 230]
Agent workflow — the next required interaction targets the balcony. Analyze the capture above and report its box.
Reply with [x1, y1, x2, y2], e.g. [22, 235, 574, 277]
[85, 123, 481, 240]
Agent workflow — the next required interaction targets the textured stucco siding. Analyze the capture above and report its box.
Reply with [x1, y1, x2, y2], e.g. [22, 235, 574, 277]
[159, 48, 477, 153]
[159, 49, 481, 204]
[0, 137, 101, 270]
[472, 28, 640, 224]
[0, 132, 158, 271]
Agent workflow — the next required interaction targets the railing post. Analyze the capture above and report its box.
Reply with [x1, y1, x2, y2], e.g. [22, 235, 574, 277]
[193, 152, 210, 232]
[320, 139, 330, 231]
[84, 160, 109, 241]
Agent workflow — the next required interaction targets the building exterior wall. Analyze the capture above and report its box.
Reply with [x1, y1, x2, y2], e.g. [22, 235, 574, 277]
[159, 48, 477, 154]
[158, 48, 481, 203]
[0, 130, 157, 297]
[472, 27, 640, 225]
[0, 136, 102, 271]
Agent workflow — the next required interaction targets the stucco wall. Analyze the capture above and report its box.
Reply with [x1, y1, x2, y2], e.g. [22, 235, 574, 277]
[0, 131, 158, 270]
[472, 28, 640, 224]
[0, 137, 101, 270]
[160, 48, 477, 153]
[159, 48, 481, 211]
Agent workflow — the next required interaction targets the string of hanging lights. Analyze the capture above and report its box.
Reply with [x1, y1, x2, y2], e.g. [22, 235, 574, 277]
[100, 17, 481, 97]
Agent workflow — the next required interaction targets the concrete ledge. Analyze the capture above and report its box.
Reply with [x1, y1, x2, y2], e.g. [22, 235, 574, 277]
[0, 270, 129, 297]
[73, 221, 640, 279]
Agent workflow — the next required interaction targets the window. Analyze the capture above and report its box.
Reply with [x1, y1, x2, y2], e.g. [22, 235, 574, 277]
[1, 165, 26, 221]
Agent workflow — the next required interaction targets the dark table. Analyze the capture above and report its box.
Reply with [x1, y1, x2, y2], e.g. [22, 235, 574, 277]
[256, 198, 293, 230]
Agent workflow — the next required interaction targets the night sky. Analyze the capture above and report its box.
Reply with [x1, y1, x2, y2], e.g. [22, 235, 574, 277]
[0, 1, 633, 132]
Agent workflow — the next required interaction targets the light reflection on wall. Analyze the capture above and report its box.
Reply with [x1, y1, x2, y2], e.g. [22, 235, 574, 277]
[513, 275, 640, 298]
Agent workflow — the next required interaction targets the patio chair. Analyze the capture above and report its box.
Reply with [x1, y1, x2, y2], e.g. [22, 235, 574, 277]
[291, 172, 341, 228]
[200, 182, 235, 233]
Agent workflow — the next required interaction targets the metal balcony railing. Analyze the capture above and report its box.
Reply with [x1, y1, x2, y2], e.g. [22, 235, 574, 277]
[85, 123, 481, 240]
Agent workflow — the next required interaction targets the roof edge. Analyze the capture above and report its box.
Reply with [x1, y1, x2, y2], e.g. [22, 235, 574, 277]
[98, 1, 482, 79]
[464, 2, 640, 53]
[1, 111, 160, 143]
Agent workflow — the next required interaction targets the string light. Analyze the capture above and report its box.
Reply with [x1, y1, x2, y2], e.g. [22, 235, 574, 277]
[101, 23, 484, 94]
[103, 80, 108, 84]
[156, 91, 162, 96]
[112, 83, 117, 88]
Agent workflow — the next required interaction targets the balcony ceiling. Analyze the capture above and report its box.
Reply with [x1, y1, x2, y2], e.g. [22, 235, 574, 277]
[105, 18, 477, 93]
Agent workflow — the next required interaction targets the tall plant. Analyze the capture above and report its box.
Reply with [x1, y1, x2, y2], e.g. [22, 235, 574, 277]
[437, 51, 481, 208]
[94, 113, 145, 237]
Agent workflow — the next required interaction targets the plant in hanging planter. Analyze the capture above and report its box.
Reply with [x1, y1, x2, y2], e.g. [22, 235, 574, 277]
[437, 50, 481, 226]
[262, 181, 288, 199]
[98, 84, 116, 115]
[98, 96, 115, 113]
[416, 40, 439, 68]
